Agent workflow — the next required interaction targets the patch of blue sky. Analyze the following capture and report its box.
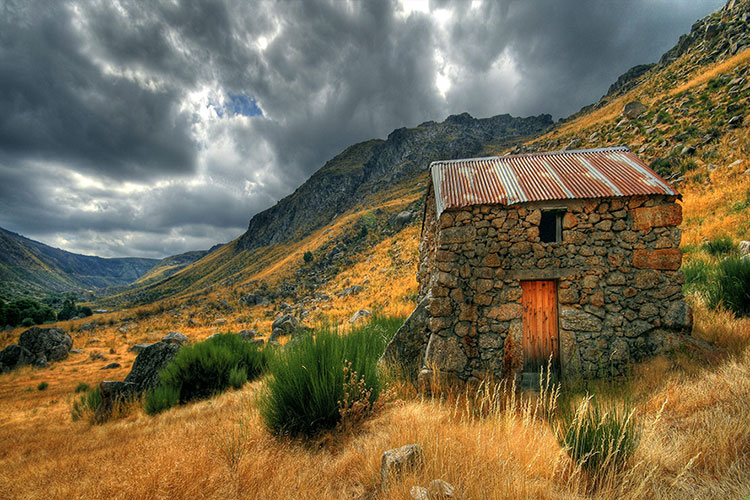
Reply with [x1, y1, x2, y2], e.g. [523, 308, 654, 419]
[226, 93, 263, 117]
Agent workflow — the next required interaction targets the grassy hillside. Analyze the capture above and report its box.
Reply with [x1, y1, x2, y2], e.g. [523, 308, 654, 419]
[0, 227, 158, 301]
[1, 2, 750, 499]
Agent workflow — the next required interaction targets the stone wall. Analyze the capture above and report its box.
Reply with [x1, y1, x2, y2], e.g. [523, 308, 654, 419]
[417, 194, 692, 382]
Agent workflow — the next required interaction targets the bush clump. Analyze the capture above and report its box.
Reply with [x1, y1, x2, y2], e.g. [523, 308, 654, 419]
[71, 387, 102, 422]
[145, 334, 267, 415]
[702, 235, 736, 257]
[259, 316, 399, 438]
[557, 397, 640, 472]
[705, 257, 750, 317]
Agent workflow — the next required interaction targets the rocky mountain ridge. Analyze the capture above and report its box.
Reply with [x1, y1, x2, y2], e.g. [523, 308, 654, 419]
[237, 113, 553, 251]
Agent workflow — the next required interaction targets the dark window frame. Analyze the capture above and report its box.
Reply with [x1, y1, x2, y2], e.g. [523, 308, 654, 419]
[539, 209, 565, 243]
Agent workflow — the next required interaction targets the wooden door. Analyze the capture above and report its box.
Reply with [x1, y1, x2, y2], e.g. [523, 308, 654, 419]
[521, 280, 559, 373]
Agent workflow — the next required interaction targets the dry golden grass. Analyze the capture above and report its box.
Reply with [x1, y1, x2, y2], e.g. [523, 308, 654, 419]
[1, 305, 749, 500]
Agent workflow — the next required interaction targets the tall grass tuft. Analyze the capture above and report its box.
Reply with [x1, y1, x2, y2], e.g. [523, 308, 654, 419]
[681, 259, 711, 289]
[259, 315, 400, 438]
[145, 333, 268, 414]
[71, 387, 103, 422]
[705, 257, 750, 317]
[702, 235, 736, 257]
[557, 396, 640, 473]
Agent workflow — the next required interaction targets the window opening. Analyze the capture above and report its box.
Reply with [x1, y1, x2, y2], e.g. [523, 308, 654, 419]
[539, 210, 564, 243]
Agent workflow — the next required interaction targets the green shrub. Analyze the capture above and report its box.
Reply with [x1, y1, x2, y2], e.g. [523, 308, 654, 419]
[705, 257, 750, 317]
[21, 317, 35, 327]
[145, 334, 268, 414]
[682, 259, 711, 289]
[259, 315, 400, 437]
[37, 381, 48, 391]
[557, 397, 640, 472]
[229, 365, 248, 389]
[703, 235, 736, 256]
[71, 387, 102, 422]
[303, 251, 314, 263]
[144, 385, 180, 415]
[75, 382, 91, 393]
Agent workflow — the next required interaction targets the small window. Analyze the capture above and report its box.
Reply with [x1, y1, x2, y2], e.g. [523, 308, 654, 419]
[539, 210, 564, 243]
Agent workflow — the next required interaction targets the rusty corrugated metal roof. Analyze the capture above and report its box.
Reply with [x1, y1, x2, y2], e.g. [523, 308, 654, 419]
[430, 147, 679, 217]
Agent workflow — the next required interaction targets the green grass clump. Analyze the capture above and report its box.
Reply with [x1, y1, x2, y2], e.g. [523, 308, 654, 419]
[75, 382, 90, 393]
[682, 259, 711, 289]
[37, 381, 48, 391]
[557, 397, 640, 472]
[702, 235, 736, 257]
[259, 315, 400, 438]
[71, 387, 102, 422]
[705, 257, 750, 317]
[145, 333, 268, 415]
[144, 385, 180, 415]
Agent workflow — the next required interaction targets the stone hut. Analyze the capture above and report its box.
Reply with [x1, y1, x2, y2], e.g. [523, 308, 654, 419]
[383, 147, 692, 385]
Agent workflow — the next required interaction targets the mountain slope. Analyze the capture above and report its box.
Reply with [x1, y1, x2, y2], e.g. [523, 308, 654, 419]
[238, 113, 552, 251]
[0, 227, 158, 300]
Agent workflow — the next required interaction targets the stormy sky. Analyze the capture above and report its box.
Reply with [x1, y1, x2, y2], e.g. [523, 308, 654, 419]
[0, 0, 724, 259]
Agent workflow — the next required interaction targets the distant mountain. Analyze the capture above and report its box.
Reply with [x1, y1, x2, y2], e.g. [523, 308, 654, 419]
[130, 249, 210, 288]
[0, 227, 158, 300]
[238, 112, 553, 251]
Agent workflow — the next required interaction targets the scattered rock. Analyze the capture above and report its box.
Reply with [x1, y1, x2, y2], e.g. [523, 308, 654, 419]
[18, 326, 73, 366]
[393, 210, 413, 229]
[69, 349, 83, 354]
[90, 352, 106, 361]
[0, 344, 32, 372]
[349, 309, 372, 323]
[212, 318, 228, 326]
[238, 329, 258, 340]
[680, 145, 696, 156]
[249, 338, 265, 347]
[410, 486, 429, 500]
[79, 322, 95, 332]
[123, 342, 182, 393]
[382, 295, 428, 381]
[728, 115, 744, 128]
[101, 363, 121, 370]
[381, 444, 424, 489]
[739, 240, 750, 256]
[129, 343, 154, 353]
[270, 314, 299, 340]
[339, 285, 364, 297]
[162, 331, 189, 345]
[428, 479, 456, 499]
[622, 101, 647, 119]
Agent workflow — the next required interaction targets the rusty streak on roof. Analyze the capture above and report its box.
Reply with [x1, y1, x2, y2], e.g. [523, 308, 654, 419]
[430, 147, 679, 217]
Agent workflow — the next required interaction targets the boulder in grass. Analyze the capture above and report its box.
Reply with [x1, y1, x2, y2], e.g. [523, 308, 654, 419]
[428, 479, 456, 499]
[124, 342, 181, 393]
[17, 326, 73, 366]
[0, 344, 32, 372]
[381, 444, 424, 489]
[349, 309, 372, 324]
[162, 331, 189, 345]
[129, 343, 154, 353]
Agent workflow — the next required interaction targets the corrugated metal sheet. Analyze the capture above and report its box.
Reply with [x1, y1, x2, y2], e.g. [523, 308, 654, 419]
[430, 147, 678, 217]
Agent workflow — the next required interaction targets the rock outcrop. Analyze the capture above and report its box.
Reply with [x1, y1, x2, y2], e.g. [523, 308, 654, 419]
[0, 326, 72, 372]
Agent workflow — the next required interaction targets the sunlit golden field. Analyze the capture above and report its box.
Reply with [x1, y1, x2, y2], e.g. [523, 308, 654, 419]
[0, 295, 749, 500]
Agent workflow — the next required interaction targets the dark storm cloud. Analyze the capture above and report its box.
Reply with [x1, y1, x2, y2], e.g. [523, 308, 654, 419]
[438, 0, 725, 118]
[0, 0, 197, 181]
[0, 0, 726, 258]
